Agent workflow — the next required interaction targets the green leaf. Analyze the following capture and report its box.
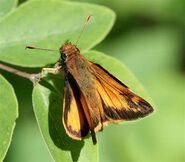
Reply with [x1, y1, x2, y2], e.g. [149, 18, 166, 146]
[0, 0, 115, 67]
[32, 76, 98, 162]
[32, 50, 154, 162]
[0, 0, 18, 18]
[0, 75, 18, 161]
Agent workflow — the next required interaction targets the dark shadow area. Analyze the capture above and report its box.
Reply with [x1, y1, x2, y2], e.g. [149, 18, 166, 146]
[179, 29, 185, 72]
[18, 0, 27, 5]
[39, 75, 85, 162]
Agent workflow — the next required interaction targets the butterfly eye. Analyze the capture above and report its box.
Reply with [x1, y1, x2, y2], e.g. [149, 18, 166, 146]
[61, 52, 67, 61]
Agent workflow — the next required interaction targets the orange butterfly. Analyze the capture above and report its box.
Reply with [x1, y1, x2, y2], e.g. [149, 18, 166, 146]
[26, 16, 153, 144]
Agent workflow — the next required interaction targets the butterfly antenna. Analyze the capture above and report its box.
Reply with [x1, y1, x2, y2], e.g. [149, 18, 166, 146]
[75, 15, 91, 46]
[25, 45, 59, 52]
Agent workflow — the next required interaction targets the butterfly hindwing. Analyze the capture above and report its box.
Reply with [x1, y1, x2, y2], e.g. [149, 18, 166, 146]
[91, 63, 154, 125]
[63, 75, 89, 140]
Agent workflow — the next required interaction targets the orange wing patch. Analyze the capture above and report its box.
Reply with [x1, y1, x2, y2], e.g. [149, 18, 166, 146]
[91, 64, 153, 125]
[63, 77, 89, 140]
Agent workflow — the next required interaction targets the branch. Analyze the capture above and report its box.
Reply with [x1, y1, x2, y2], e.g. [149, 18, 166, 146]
[0, 63, 40, 85]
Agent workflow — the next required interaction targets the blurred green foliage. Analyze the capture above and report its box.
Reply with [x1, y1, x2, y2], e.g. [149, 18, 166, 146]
[1, 0, 184, 162]
[0, 0, 17, 18]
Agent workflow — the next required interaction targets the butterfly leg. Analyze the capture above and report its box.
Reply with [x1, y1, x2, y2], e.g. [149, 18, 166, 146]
[32, 62, 62, 85]
[41, 62, 62, 75]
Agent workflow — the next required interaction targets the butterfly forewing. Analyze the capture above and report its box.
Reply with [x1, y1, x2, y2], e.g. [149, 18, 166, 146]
[90, 63, 154, 124]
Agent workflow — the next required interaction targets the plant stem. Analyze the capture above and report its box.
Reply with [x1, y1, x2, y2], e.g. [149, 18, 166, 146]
[0, 63, 40, 84]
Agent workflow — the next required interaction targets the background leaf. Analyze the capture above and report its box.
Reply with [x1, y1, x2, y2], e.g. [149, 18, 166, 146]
[0, 75, 18, 161]
[0, 0, 115, 67]
[0, 0, 18, 18]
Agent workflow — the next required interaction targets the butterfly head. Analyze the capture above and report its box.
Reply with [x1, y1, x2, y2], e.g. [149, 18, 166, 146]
[59, 42, 80, 60]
